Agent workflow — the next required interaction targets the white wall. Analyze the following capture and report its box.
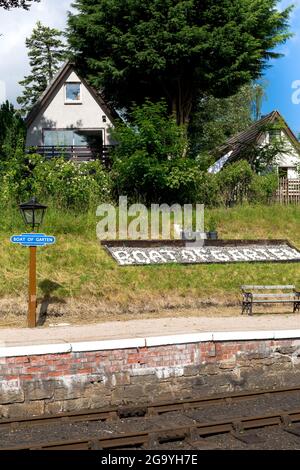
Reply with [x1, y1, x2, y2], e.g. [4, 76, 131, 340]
[261, 131, 300, 178]
[26, 70, 114, 146]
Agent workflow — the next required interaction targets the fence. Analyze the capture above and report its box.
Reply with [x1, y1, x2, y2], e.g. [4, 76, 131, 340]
[277, 178, 300, 204]
[26, 145, 114, 169]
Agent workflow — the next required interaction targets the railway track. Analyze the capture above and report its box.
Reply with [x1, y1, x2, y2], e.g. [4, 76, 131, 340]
[1, 384, 300, 431]
[2, 407, 300, 450]
[1, 385, 300, 450]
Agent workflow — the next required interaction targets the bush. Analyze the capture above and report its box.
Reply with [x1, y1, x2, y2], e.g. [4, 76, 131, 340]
[249, 172, 278, 204]
[111, 100, 187, 163]
[0, 154, 112, 210]
[217, 160, 254, 206]
[112, 154, 220, 205]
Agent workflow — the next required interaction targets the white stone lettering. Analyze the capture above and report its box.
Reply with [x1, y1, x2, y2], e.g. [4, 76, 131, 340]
[148, 250, 167, 263]
[132, 250, 151, 264]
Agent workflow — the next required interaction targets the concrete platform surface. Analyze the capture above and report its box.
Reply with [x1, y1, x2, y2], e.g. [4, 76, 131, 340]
[0, 314, 300, 348]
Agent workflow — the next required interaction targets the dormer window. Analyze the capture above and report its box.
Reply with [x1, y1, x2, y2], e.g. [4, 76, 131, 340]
[65, 83, 81, 103]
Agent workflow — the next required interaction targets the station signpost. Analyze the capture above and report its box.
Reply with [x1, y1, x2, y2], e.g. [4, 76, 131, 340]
[10, 197, 56, 328]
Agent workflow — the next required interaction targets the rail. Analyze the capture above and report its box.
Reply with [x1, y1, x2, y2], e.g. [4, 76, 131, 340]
[1, 384, 300, 430]
[26, 145, 114, 167]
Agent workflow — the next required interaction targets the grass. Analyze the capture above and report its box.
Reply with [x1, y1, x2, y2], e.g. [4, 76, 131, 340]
[0, 203, 299, 327]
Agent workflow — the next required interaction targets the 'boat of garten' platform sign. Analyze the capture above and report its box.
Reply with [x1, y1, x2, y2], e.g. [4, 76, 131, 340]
[11, 234, 56, 247]
[103, 240, 300, 266]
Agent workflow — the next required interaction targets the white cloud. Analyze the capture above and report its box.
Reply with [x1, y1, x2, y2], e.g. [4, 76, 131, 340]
[0, 0, 73, 106]
[0, 80, 6, 102]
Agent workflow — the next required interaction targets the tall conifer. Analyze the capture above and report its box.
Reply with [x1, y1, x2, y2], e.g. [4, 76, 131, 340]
[17, 21, 67, 113]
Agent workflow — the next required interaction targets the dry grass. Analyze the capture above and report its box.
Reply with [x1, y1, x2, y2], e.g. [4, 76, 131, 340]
[0, 295, 296, 329]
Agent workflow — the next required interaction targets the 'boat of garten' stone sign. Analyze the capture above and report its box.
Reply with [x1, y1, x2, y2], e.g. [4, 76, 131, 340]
[103, 240, 300, 266]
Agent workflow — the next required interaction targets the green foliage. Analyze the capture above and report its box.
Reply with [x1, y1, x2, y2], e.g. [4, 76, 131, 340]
[206, 214, 218, 232]
[17, 21, 68, 113]
[217, 161, 254, 206]
[32, 157, 111, 209]
[0, 102, 26, 203]
[110, 101, 280, 206]
[0, 0, 39, 9]
[111, 101, 187, 162]
[68, 0, 292, 124]
[0, 101, 25, 161]
[249, 172, 278, 204]
[233, 121, 296, 174]
[0, 154, 112, 210]
[111, 101, 209, 204]
[189, 83, 265, 160]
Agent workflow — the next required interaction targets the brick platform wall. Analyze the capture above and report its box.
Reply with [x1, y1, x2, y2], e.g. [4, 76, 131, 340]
[1, 338, 300, 418]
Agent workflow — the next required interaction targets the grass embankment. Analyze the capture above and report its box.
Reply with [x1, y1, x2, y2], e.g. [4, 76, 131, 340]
[0, 204, 299, 327]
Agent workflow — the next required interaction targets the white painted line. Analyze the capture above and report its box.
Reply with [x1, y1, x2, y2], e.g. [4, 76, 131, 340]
[0, 343, 72, 358]
[1, 330, 300, 357]
[71, 338, 146, 352]
[212, 331, 275, 341]
[273, 330, 300, 339]
[146, 333, 213, 347]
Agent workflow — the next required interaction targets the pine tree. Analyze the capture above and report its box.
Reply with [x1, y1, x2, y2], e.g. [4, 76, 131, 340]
[17, 21, 68, 114]
[0, 0, 39, 9]
[68, 0, 292, 126]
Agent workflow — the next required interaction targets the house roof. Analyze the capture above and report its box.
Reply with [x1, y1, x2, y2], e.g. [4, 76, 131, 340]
[209, 110, 300, 172]
[25, 62, 119, 128]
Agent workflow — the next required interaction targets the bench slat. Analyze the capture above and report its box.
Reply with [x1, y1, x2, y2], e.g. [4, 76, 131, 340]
[251, 300, 299, 304]
[251, 293, 297, 299]
[241, 285, 295, 290]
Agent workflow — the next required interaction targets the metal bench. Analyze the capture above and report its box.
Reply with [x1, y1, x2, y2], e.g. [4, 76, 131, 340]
[241, 285, 300, 316]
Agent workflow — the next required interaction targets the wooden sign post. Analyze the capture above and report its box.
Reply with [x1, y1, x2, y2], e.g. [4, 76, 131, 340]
[28, 246, 37, 328]
[10, 233, 56, 328]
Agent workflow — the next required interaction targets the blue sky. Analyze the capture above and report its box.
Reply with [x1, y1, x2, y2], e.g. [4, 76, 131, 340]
[0, 0, 299, 136]
[262, 0, 300, 136]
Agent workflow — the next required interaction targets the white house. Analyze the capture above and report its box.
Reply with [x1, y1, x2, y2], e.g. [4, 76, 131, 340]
[25, 62, 117, 161]
[208, 111, 300, 179]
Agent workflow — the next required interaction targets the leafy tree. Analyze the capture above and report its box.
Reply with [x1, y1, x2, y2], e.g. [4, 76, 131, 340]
[111, 100, 187, 163]
[0, 101, 25, 162]
[111, 101, 191, 203]
[17, 21, 67, 113]
[0, 0, 39, 8]
[189, 83, 263, 161]
[68, 0, 292, 125]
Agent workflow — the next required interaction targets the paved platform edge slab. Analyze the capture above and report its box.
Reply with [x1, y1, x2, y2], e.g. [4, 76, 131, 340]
[1, 329, 300, 357]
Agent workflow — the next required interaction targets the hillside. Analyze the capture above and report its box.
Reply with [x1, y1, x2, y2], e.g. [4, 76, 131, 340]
[0, 204, 299, 327]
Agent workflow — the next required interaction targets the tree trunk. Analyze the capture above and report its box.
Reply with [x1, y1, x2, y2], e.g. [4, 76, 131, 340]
[171, 79, 193, 126]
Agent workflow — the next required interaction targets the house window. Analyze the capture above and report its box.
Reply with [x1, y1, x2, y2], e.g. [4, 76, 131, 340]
[65, 83, 81, 103]
[269, 129, 282, 143]
[43, 129, 103, 148]
[278, 167, 288, 179]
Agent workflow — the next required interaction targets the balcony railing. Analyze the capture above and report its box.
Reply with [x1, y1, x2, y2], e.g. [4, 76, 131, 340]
[26, 145, 114, 168]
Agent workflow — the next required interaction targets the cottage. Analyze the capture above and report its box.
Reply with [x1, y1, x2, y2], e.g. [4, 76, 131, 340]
[25, 62, 117, 162]
[208, 111, 300, 179]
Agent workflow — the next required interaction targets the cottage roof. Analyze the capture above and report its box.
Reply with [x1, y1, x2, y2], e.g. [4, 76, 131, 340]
[208, 110, 300, 174]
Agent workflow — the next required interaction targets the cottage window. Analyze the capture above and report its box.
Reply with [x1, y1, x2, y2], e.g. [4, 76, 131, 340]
[269, 129, 282, 143]
[65, 83, 81, 103]
[278, 167, 288, 179]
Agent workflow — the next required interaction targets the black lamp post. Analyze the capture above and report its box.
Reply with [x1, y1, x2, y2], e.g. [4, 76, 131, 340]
[19, 197, 48, 328]
[19, 197, 48, 232]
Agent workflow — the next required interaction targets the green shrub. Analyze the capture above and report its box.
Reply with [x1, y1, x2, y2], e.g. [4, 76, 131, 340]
[0, 154, 112, 210]
[111, 100, 187, 162]
[217, 160, 254, 206]
[249, 172, 278, 203]
[32, 157, 112, 209]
